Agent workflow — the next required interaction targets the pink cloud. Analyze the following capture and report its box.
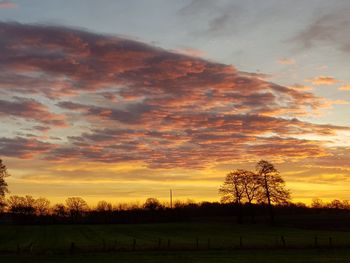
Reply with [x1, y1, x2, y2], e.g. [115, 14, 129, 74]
[0, 22, 348, 168]
[0, 97, 66, 127]
[0, 1, 17, 9]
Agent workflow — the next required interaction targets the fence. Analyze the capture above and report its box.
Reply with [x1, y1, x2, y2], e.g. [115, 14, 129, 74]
[8, 235, 348, 255]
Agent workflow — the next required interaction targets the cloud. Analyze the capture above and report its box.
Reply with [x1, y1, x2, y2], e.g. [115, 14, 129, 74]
[306, 76, 340, 85]
[291, 3, 350, 54]
[339, 84, 350, 91]
[173, 47, 206, 58]
[177, 0, 243, 37]
[277, 58, 296, 65]
[0, 97, 66, 127]
[0, 22, 348, 169]
[0, 137, 55, 159]
[0, 1, 17, 9]
[288, 84, 313, 91]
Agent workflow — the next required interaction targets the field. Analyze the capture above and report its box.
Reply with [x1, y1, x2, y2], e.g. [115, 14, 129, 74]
[2, 250, 350, 263]
[1, 221, 350, 262]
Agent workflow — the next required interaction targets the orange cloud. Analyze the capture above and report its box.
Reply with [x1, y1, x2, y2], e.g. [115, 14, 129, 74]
[307, 76, 340, 85]
[174, 47, 206, 57]
[288, 84, 313, 91]
[339, 84, 350, 91]
[277, 58, 296, 65]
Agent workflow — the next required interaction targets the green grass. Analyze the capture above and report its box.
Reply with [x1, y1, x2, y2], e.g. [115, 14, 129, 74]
[1, 249, 350, 263]
[1, 222, 350, 262]
[0, 222, 350, 253]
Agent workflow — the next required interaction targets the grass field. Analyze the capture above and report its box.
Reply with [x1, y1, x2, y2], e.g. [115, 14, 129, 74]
[2, 249, 350, 263]
[1, 222, 350, 262]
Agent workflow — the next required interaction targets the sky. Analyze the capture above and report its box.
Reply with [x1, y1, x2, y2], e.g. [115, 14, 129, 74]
[0, 0, 350, 205]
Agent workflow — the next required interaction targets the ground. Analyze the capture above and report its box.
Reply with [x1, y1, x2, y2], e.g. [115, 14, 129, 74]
[1, 221, 350, 262]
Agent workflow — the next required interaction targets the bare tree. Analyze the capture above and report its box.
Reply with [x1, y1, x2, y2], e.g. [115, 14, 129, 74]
[311, 198, 324, 209]
[34, 197, 50, 216]
[219, 170, 246, 204]
[65, 197, 89, 219]
[96, 200, 113, 212]
[256, 160, 290, 224]
[7, 195, 36, 215]
[241, 171, 261, 204]
[143, 198, 163, 210]
[52, 203, 67, 217]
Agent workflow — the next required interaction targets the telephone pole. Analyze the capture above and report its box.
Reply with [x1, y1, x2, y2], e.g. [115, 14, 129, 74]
[170, 189, 173, 209]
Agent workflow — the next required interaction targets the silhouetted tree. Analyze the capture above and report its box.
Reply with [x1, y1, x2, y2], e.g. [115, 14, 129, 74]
[220, 169, 262, 223]
[328, 199, 342, 209]
[311, 198, 324, 209]
[96, 200, 113, 212]
[256, 160, 290, 224]
[53, 203, 67, 217]
[143, 198, 163, 210]
[342, 200, 350, 210]
[219, 170, 246, 204]
[241, 171, 261, 222]
[65, 197, 89, 219]
[241, 171, 261, 204]
[34, 197, 50, 216]
[7, 195, 36, 215]
[0, 159, 9, 211]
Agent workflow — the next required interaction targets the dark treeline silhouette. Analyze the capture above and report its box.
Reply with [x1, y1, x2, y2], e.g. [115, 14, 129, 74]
[1, 195, 350, 228]
[1, 159, 350, 228]
[219, 160, 290, 224]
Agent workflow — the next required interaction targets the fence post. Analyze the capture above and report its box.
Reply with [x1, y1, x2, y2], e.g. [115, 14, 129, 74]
[29, 243, 33, 254]
[196, 237, 199, 250]
[16, 244, 20, 254]
[329, 237, 332, 247]
[158, 238, 162, 250]
[167, 239, 171, 250]
[314, 236, 318, 248]
[114, 240, 117, 251]
[207, 238, 211, 250]
[69, 242, 76, 255]
[102, 238, 106, 251]
[281, 236, 286, 248]
[132, 239, 136, 251]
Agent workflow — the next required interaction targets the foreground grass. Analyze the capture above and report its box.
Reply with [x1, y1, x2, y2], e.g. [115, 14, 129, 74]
[1, 222, 350, 252]
[1, 249, 350, 263]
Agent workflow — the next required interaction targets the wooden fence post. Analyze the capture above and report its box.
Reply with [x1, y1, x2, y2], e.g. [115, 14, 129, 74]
[167, 239, 171, 250]
[281, 236, 286, 248]
[207, 238, 211, 250]
[69, 242, 76, 255]
[102, 238, 106, 251]
[196, 237, 199, 250]
[239, 236, 243, 248]
[114, 240, 117, 251]
[314, 236, 318, 247]
[132, 239, 136, 251]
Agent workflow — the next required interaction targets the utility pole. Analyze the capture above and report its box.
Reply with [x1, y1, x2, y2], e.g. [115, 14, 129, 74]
[170, 189, 173, 209]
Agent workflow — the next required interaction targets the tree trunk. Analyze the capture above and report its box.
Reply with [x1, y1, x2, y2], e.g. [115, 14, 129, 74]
[248, 202, 256, 223]
[264, 174, 274, 225]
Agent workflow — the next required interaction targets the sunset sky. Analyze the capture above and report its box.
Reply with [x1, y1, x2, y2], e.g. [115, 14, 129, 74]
[1, 0, 350, 205]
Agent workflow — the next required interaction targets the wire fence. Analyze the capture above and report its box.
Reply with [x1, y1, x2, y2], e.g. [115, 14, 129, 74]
[6, 235, 350, 255]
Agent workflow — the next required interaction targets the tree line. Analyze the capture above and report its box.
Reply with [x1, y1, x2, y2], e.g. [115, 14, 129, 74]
[1, 158, 350, 225]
